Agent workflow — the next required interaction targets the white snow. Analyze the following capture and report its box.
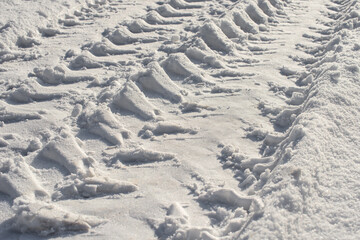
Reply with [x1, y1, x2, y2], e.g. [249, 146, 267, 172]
[1, 0, 360, 239]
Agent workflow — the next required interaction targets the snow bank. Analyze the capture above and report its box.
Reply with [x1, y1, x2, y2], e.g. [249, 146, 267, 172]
[244, 51, 360, 240]
[239, 2, 360, 238]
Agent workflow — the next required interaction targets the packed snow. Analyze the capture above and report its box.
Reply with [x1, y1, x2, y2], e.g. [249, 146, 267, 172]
[1, 0, 359, 239]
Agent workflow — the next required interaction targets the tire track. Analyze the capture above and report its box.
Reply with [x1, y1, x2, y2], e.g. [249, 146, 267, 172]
[1, 0, 356, 238]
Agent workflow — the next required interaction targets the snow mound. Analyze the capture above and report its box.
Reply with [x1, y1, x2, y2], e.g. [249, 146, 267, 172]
[232, 10, 259, 34]
[68, 54, 104, 70]
[169, 0, 202, 9]
[83, 41, 137, 57]
[125, 19, 165, 33]
[217, 18, 247, 40]
[287, 92, 305, 106]
[185, 46, 223, 68]
[199, 188, 264, 213]
[104, 28, 138, 45]
[11, 199, 103, 236]
[274, 106, 301, 128]
[40, 130, 95, 177]
[157, 199, 257, 239]
[58, 18, 81, 27]
[156, 202, 216, 240]
[33, 66, 96, 85]
[258, 0, 277, 17]
[184, 38, 225, 68]
[38, 27, 61, 37]
[0, 101, 42, 123]
[53, 175, 138, 200]
[9, 80, 65, 103]
[0, 157, 48, 200]
[0, 134, 42, 155]
[180, 102, 216, 113]
[16, 35, 41, 48]
[104, 28, 159, 45]
[112, 81, 160, 120]
[68, 52, 118, 70]
[33, 66, 66, 85]
[108, 147, 176, 165]
[0, 138, 8, 147]
[268, 0, 284, 9]
[211, 69, 254, 78]
[199, 21, 234, 53]
[161, 53, 211, 84]
[245, 3, 268, 25]
[133, 61, 184, 103]
[78, 103, 131, 146]
[156, 4, 193, 18]
[0, 41, 40, 64]
[139, 121, 197, 138]
[145, 10, 182, 25]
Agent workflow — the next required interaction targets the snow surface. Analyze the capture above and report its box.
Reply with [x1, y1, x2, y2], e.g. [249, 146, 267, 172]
[0, 0, 360, 239]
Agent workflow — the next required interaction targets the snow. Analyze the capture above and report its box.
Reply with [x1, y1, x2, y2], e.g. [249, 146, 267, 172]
[133, 61, 184, 103]
[12, 199, 103, 236]
[1, 0, 360, 239]
[112, 80, 161, 120]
